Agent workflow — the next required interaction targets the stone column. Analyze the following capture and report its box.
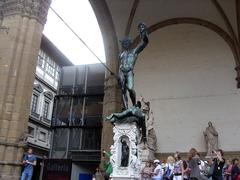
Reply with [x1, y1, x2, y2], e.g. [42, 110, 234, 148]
[90, 0, 122, 151]
[102, 75, 122, 150]
[0, 1, 51, 179]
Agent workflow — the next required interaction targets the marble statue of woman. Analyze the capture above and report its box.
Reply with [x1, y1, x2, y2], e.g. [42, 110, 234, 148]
[203, 121, 218, 156]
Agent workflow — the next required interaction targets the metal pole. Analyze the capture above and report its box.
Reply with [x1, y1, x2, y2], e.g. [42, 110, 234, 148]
[82, 65, 88, 125]
[49, 128, 54, 158]
[65, 68, 77, 158]
[79, 65, 88, 150]
[49, 96, 58, 158]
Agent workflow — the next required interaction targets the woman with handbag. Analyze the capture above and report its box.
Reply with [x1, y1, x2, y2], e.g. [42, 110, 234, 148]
[188, 148, 201, 180]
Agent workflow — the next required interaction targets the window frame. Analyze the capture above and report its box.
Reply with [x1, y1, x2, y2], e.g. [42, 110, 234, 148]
[28, 125, 35, 138]
[38, 128, 48, 143]
[37, 50, 46, 70]
[42, 100, 50, 119]
[31, 93, 39, 114]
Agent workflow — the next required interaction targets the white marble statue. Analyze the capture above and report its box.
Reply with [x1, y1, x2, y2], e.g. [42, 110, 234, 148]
[139, 96, 157, 160]
[140, 96, 150, 120]
[147, 110, 157, 152]
[203, 121, 218, 157]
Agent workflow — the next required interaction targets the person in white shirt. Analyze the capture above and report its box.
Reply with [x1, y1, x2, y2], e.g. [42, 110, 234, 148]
[152, 159, 163, 180]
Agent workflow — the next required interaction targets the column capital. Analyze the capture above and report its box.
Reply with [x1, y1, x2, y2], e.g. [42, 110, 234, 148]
[0, 0, 51, 25]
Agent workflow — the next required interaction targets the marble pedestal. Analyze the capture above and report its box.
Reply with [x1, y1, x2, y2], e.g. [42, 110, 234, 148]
[140, 148, 155, 162]
[110, 122, 142, 180]
[138, 143, 155, 171]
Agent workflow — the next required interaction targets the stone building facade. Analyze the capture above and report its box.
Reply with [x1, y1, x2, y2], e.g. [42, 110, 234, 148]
[26, 35, 72, 179]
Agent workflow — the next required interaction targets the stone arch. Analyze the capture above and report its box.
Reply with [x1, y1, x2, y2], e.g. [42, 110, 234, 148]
[134, 18, 238, 66]
[134, 23, 238, 153]
[89, 0, 119, 75]
[89, 0, 122, 151]
[133, 18, 240, 87]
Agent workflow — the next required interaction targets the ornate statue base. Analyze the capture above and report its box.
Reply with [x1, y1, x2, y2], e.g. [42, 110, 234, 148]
[110, 119, 142, 180]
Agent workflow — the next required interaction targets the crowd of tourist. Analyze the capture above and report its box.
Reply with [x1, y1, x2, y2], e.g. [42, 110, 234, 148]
[140, 149, 240, 180]
[94, 148, 240, 180]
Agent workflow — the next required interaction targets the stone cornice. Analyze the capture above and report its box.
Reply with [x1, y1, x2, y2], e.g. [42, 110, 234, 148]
[0, 139, 26, 148]
[0, 160, 22, 166]
[0, 0, 51, 25]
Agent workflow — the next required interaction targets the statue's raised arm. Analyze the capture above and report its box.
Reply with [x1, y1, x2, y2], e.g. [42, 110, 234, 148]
[134, 23, 149, 55]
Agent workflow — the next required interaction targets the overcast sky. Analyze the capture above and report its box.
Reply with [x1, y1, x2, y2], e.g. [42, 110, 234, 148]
[43, 0, 105, 65]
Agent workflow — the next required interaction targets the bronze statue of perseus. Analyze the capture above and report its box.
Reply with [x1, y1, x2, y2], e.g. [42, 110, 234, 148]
[119, 23, 149, 109]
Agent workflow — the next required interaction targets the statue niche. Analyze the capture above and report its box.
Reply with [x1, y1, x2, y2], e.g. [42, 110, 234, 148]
[120, 137, 130, 167]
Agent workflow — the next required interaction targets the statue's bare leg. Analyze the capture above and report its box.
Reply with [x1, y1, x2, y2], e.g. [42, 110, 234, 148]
[106, 109, 131, 121]
[120, 72, 128, 109]
[112, 108, 132, 119]
[122, 88, 128, 109]
[127, 71, 136, 106]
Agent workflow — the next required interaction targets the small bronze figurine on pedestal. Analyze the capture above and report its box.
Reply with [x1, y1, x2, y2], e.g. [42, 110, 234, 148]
[121, 140, 129, 167]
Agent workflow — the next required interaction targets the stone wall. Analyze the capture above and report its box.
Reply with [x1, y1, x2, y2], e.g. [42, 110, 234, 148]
[135, 24, 240, 154]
